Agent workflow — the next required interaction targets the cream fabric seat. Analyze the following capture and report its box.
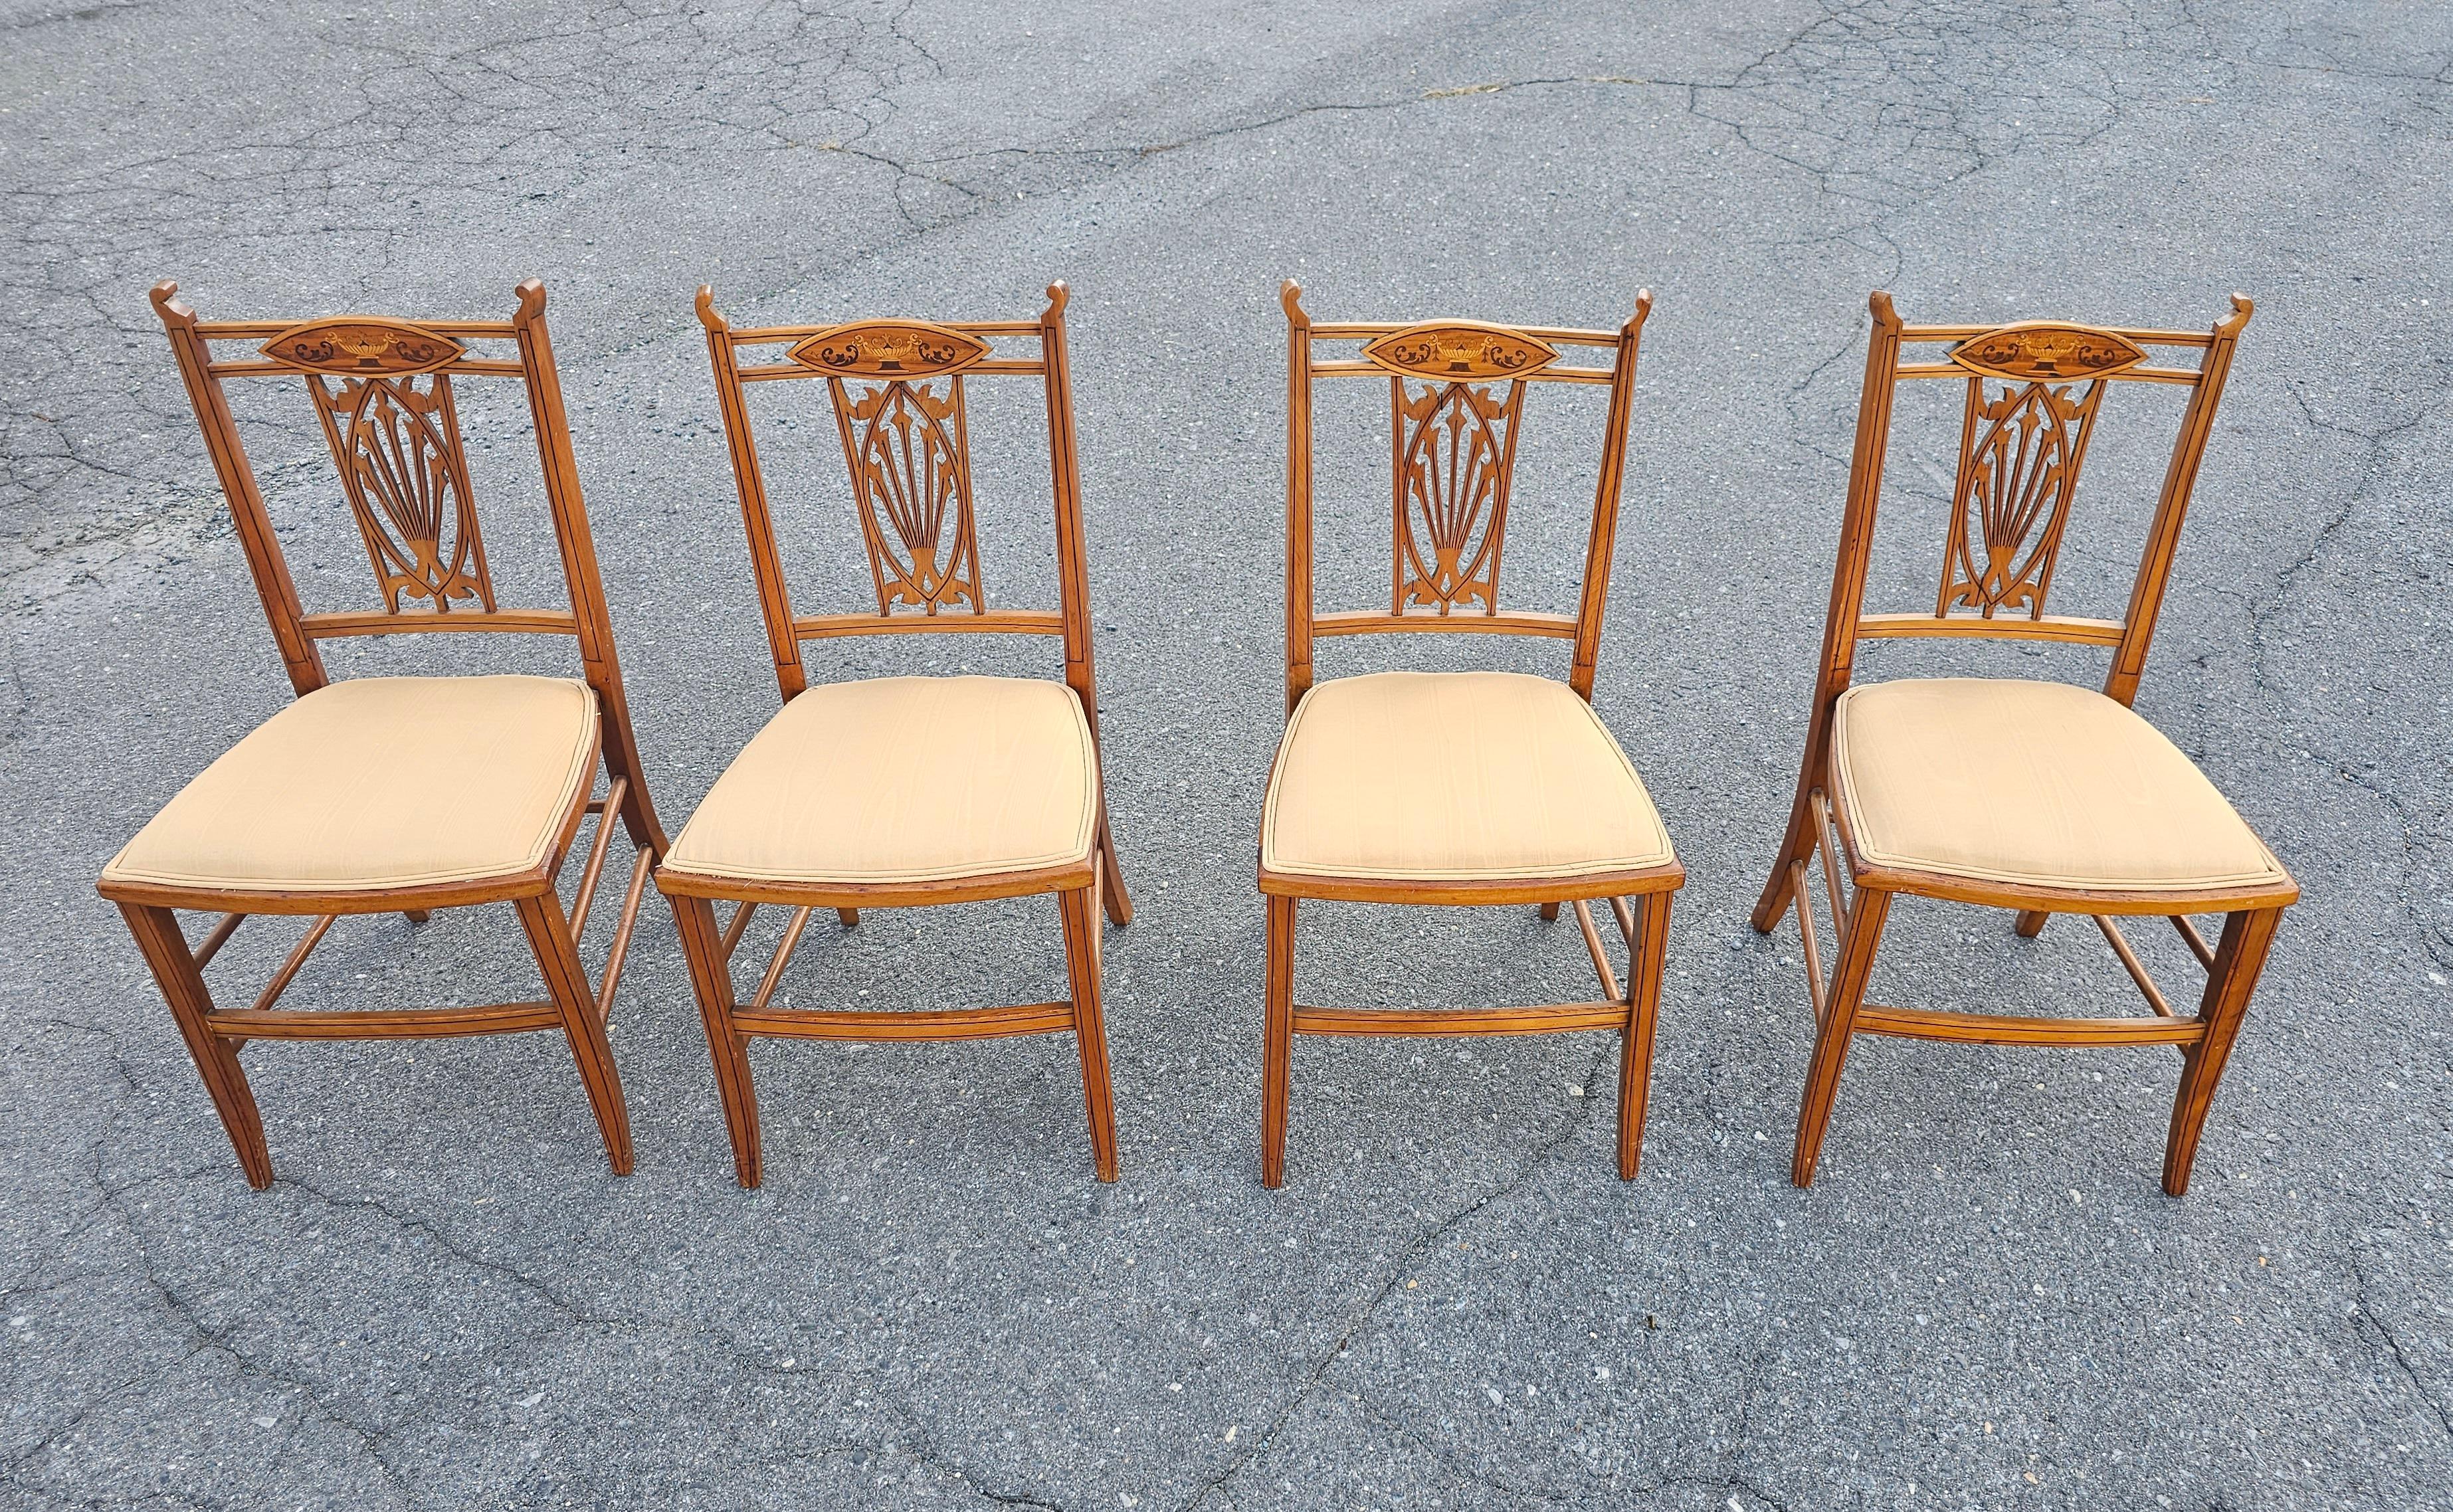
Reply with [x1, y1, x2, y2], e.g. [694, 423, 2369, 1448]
[1832, 678, 2288, 895]
[664, 675, 1097, 888]
[102, 676, 599, 896]
[1262, 670, 1674, 884]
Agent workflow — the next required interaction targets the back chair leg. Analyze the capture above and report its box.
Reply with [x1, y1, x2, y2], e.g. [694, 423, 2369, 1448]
[120, 903, 272, 1188]
[1060, 882, 1120, 1181]
[2014, 909, 2050, 939]
[836, 908, 860, 927]
[671, 894, 763, 1187]
[404, 909, 431, 924]
[2163, 907, 2282, 1196]
[1261, 895, 1296, 1188]
[1751, 789, 1821, 934]
[1539, 901, 1562, 921]
[1793, 886, 1892, 1187]
[1619, 890, 1674, 1180]
[1096, 809, 1133, 926]
[515, 891, 635, 1177]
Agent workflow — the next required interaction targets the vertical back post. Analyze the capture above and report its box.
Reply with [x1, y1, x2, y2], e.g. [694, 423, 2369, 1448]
[696, 287, 811, 701]
[1039, 282, 1103, 726]
[1282, 280, 1316, 716]
[511, 280, 669, 854]
[1567, 290, 1654, 700]
[1749, 290, 1906, 931]
[150, 282, 328, 696]
[2103, 295, 2254, 706]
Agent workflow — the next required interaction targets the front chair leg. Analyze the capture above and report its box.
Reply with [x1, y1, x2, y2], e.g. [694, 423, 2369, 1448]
[1261, 894, 1296, 1188]
[670, 893, 763, 1187]
[1793, 886, 1892, 1187]
[836, 908, 860, 927]
[2163, 907, 2282, 1197]
[1059, 881, 1120, 1181]
[120, 903, 272, 1188]
[1619, 891, 1674, 1180]
[516, 892, 634, 1176]
[2014, 909, 2049, 939]
[1539, 901, 1561, 921]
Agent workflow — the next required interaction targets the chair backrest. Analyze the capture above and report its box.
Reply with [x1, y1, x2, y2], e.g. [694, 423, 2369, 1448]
[1810, 291, 2254, 713]
[696, 282, 1106, 718]
[149, 278, 666, 850]
[1278, 279, 1652, 713]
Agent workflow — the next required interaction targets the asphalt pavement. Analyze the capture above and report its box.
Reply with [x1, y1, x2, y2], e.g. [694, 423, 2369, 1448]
[3, 1, 2449, 1507]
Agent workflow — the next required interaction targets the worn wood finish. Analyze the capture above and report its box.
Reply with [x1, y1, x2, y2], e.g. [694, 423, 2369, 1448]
[675, 283, 1131, 1185]
[113, 281, 669, 1186]
[1261, 283, 1680, 1186]
[1754, 291, 2296, 1193]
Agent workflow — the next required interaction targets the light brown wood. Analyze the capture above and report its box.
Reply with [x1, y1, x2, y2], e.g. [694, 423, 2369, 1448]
[114, 280, 670, 1186]
[1260, 282, 1680, 1185]
[2164, 908, 2282, 1194]
[674, 283, 1132, 1185]
[1755, 291, 2295, 1194]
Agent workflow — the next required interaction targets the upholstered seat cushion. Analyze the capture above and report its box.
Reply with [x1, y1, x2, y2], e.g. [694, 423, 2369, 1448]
[1832, 678, 2289, 894]
[1261, 671, 1674, 884]
[101, 676, 599, 896]
[663, 676, 1098, 888]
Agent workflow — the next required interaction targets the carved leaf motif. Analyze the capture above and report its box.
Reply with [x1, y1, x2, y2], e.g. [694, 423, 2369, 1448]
[1366, 322, 1558, 381]
[791, 320, 990, 377]
[1395, 380, 1521, 614]
[835, 378, 982, 615]
[1940, 379, 2106, 618]
[312, 374, 493, 613]
[1950, 322, 2147, 382]
[263, 318, 465, 375]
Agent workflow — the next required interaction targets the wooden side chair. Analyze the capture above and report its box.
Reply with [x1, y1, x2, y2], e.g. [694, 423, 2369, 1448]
[1259, 281, 1684, 1187]
[1754, 292, 2296, 1196]
[667, 282, 1131, 1188]
[104, 280, 670, 1188]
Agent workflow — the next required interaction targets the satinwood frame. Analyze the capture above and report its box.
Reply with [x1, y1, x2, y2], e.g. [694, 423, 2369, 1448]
[1260, 280, 1683, 1188]
[108, 280, 672, 1188]
[1751, 291, 2296, 1196]
[672, 282, 1130, 1187]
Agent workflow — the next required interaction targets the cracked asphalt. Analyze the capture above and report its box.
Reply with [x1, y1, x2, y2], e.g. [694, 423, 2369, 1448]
[4, 0, 2450, 1507]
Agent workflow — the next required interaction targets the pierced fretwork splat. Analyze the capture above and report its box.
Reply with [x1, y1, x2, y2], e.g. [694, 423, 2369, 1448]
[1392, 378, 1525, 615]
[829, 376, 983, 616]
[1938, 376, 2108, 619]
[307, 371, 494, 613]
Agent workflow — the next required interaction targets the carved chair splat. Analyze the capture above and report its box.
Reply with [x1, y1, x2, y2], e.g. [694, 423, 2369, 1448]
[668, 282, 1130, 1187]
[1751, 292, 2296, 1196]
[1260, 281, 1684, 1187]
[104, 280, 671, 1188]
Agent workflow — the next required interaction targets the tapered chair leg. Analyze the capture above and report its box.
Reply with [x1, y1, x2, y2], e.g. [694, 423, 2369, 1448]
[1619, 891, 1673, 1180]
[1751, 789, 1822, 934]
[1060, 882, 1120, 1181]
[1261, 894, 1296, 1188]
[516, 891, 635, 1176]
[2014, 909, 2049, 939]
[670, 894, 763, 1187]
[1793, 886, 1892, 1187]
[2163, 907, 2282, 1196]
[1096, 810, 1133, 926]
[120, 903, 273, 1188]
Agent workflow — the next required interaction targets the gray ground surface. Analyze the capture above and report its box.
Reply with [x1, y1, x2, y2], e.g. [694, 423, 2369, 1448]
[3, 1, 2450, 1507]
